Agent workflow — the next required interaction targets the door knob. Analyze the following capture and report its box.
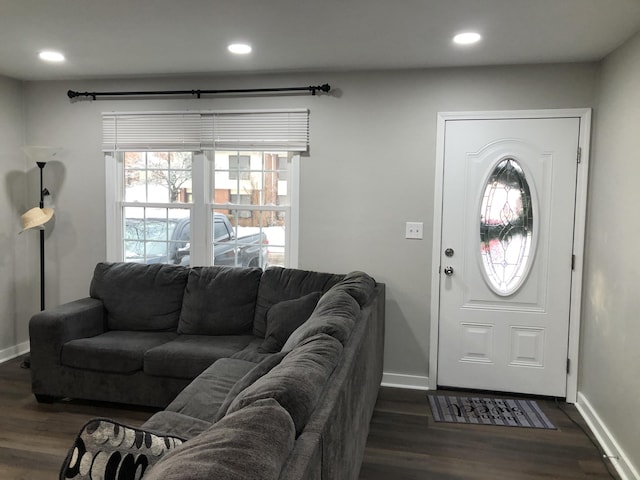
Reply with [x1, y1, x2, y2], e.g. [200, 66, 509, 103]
[444, 266, 454, 276]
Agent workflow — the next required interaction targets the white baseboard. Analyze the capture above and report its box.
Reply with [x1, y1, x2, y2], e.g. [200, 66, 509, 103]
[381, 372, 430, 391]
[0, 341, 30, 364]
[576, 392, 639, 480]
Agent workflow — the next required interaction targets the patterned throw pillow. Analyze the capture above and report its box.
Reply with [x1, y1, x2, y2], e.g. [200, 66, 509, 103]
[59, 418, 184, 480]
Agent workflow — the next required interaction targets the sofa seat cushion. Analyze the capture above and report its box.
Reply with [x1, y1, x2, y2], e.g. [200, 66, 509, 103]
[230, 338, 274, 363]
[253, 267, 344, 338]
[178, 266, 263, 335]
[144, 398, 295, 480]
[165, 358, 258, 422]
[142, 411, 212, 440]
[61, 331, 178, 374]
[144, 335, 254, 379]
[90, 262, 189, 331]
[227, 333, 343, 435]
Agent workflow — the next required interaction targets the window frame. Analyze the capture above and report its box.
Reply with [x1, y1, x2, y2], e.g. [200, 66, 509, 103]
[105, 151, 300, 268]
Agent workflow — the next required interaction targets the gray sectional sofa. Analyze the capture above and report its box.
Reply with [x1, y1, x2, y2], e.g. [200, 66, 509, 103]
[30, 262, 385, 480]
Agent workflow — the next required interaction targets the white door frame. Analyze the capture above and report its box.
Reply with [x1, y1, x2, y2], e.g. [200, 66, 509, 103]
[429, 109, 591, 403]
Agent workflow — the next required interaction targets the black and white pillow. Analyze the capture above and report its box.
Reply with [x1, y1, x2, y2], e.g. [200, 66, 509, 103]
[60, 418, 184, 480]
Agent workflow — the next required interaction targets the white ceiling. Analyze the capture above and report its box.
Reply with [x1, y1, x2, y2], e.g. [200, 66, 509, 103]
[2, 0, 640, 81]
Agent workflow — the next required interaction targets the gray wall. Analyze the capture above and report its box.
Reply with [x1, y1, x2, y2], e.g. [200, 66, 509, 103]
[0, 75, 31, 359]
[20, 63, 597, 381]
[581, 30, 640, 472]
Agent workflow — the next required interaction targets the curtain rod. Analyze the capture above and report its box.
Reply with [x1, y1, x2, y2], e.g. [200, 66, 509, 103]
[67, 84, 331, 101]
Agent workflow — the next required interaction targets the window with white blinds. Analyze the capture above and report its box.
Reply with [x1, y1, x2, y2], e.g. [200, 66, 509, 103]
[103, 109, 303, 269]
[102, 110, 309, 152]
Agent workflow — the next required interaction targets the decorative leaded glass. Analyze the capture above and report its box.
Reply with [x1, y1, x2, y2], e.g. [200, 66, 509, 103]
[479, 158, 534, 295]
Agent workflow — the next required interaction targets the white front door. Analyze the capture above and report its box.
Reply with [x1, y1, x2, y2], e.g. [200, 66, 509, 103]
[436, 115, 583, 397]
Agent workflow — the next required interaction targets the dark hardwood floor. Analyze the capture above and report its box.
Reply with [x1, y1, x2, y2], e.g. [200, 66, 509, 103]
[0, 356, 157, 480]
[361, 388, 619, 480]
[0, 355, 618, 479]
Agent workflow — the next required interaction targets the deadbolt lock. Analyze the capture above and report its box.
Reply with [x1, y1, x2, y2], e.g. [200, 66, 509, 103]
[445, 248, 454, 257]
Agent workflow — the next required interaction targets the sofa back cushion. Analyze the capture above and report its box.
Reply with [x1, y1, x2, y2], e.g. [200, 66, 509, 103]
[178, 266, 262, 335]
[253, 267, 344, 338]
[144, 398, 295, 480]
[213, 352, 288, 423]
[282, 290, 361, 352]
[226, 333, 343, 435]
[90, 262, 189, 331]
[330, 271, 376, 307]
[258, 291, 322, 354]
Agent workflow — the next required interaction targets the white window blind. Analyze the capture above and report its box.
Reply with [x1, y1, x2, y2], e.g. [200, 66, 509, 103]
[102, 113, 206, 151]
[102, 110, 309, 152]
[212, 111, 309, 151]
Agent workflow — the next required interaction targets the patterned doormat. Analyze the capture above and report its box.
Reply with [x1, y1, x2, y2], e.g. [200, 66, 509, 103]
[428, 395, 556, 429]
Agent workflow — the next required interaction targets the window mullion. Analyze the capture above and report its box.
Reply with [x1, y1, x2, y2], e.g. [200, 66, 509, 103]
[210, 204, 287, 212]
[121, 202, 191, 209]
[105, 153, 121, 262]
[288, 154, 300, 268]
[191, 151, 208, 266]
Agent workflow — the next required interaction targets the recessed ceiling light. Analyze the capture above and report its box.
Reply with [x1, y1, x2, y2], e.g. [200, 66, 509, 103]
[453, 32, 482, 45]
[227, 43, 252, 55]
[38, 50, 66, 62]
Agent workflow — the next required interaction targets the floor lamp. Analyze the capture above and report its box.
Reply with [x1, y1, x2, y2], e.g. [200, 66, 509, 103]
[20, 147, 61, 368]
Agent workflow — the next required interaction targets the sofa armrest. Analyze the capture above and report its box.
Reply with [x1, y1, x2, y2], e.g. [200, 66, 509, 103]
[29, 297, 106, 366]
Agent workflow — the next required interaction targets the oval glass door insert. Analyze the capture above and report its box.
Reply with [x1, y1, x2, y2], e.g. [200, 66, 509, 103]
[479, 157, 535, 295]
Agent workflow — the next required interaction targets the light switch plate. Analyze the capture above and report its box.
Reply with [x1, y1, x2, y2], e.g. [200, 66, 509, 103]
[405, 221, 423, 239]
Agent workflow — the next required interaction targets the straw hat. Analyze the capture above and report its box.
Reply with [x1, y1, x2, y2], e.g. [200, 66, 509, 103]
[20, 207, 54, 232]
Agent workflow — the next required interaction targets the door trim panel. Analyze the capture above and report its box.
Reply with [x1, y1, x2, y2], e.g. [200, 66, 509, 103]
[429, 109, 591, 403]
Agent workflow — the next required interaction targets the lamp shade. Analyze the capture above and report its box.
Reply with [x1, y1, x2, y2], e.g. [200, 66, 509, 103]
[22, 146, 62, 162]
[20, 207, 54, 232]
